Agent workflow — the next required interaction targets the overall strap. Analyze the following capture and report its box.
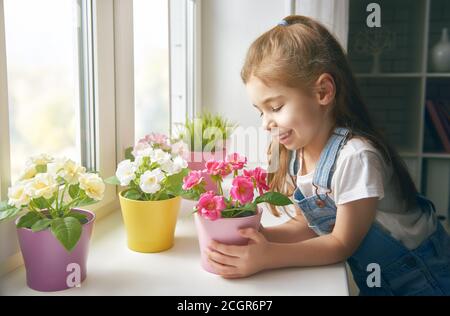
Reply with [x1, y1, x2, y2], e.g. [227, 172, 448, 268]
[312, 127, 350, 191]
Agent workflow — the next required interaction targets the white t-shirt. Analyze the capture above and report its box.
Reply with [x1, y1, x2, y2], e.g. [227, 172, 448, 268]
[294, 137, 436, 250]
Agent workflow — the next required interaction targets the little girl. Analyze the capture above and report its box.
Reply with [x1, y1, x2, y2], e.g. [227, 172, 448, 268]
[205, 15, 450, 296]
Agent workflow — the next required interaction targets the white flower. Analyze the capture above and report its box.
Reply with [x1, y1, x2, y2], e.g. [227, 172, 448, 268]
[160, 159, 174, 174]
[139, 169, 164, 194]
[162, 156, 187, 175]
[19, 164, 37, 180]
[136, 146, 154, 158]
[27, 153, 54, 166]
[48, 158, 85, 184]
[151, 149, 171, 165]
[25, 173, 58, 200]
[172, 156, 187, 172]
[79, 173, 105, 201]
[116, 159, 137, 186]
[8, 181, 31, 208]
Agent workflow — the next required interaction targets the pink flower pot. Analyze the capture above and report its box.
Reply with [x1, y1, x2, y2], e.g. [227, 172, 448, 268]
[187, 149, 227, 193]
[194, 208, 262, 274]
[15, 209, 95, 292]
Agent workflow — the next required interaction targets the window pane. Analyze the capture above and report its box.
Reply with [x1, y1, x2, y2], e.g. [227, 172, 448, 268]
[133, 0, 170, 140]
[4, 0, 81, 182]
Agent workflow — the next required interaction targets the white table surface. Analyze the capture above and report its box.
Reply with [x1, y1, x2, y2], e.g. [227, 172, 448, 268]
[0, 199, 349, 296]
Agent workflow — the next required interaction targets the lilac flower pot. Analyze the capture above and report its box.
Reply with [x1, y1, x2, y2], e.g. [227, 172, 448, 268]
[194, 208, 262, 274]
[15, 209, 95, 292]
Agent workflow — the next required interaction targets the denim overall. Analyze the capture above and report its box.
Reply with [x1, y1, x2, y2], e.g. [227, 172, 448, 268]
[289, 127, 450, 295]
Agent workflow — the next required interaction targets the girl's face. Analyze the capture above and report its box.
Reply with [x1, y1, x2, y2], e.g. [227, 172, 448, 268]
[246, 75, 331, 151]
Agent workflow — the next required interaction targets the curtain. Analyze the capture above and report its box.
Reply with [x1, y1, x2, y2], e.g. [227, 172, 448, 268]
[295, 0, 349, 52]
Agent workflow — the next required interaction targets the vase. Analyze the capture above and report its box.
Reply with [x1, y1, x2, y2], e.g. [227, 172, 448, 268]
[194, 208, 262, 274]
[119, 192, 181, 253]
[16, 209, 95, 292]
[431, 28, 450, 72]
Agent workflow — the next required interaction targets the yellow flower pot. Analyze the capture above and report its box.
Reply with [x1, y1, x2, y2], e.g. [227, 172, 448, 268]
[119, 192, 181, 253]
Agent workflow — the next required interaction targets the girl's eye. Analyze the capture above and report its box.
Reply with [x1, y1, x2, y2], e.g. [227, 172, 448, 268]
[272, 105, 284, 112]
[259, 111, 264, 117]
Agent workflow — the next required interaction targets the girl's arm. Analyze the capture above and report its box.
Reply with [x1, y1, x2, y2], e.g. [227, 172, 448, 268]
[207, 197, 378, 278]
[265, 197, 378, 268]
[260, 205, 318, 243]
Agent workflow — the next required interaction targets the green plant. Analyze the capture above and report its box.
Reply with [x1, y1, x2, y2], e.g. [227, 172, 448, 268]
[0, 154, 105, 251]
[174, 113, 237, 152]
[105, 133, 190, 201]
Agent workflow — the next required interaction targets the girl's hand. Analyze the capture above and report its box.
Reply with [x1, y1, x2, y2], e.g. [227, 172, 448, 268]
[206, 228, 270, 279]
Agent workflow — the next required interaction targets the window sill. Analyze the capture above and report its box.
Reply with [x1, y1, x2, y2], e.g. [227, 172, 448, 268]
[0, 199, 349, 295]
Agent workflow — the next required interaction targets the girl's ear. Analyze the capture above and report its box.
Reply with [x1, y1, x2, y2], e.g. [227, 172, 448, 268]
[314, 73, 336, 107]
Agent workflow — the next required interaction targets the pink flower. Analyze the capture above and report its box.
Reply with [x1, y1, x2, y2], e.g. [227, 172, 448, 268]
[196, 191, 226, 220]
[226, 153, 247, 171]
[137, 133, 171, 151]
[147, 133, 169, 145]
[203, 160, 232, 177]
[230, 176, 255, 205]
[171, 141, 189, 159]
[244, 167, 270, 194]
[182, 170, 204, 190]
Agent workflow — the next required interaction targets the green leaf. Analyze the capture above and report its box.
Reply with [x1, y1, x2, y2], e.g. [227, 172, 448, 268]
[123, 189, 142, 200]
[221, 203, 257, 218]
[17, 212, 42, 229]
[68, 184, 80, 199]
[65, 211, 88, 224]
[125, 147, 135, 161]
[0, 201, 21, 221]
[74, 197, 96, 207]
[105, 176, 121, 186]
[254, 192, 293, 206]
[180, 190, 201, 200]
[35, 164, 47, 173]
[50, 217, 82, 252]
[31, 218, 52, 232]
[31, 197, 50, 210]
[165, 168, 189, 196]
[221, 210, 256, 218]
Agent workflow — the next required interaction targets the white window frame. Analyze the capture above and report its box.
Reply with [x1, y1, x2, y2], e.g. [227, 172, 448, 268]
[0, 0, 119, 275]
[0, 0, 197, 276]
[169, 0, 202, 132]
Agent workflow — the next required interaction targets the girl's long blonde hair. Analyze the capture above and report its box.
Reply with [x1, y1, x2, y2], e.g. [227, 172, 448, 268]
[241, 15, 418, 216]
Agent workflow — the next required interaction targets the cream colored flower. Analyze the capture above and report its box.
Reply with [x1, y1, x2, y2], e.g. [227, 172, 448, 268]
[79, 173, 105, 201]
[19, 164, 37, 180]
[48, 158, 86, 184]
[61, 159, 86, 184]
[27, 153, 54, 166]
[25, 173, 58, 200]
[8, 181, 31, 208]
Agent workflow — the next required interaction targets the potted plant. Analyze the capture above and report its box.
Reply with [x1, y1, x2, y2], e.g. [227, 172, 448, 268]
[182, 152, 293, 274]
[0, 154, 105, 291]
[106, 133, 190, 253]
[174, 113, 237, 192]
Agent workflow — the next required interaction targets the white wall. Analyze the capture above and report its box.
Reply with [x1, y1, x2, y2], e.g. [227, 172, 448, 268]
[201, 0, 287, 165]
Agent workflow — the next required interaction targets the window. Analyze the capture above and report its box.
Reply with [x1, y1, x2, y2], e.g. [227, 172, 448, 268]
[0, 0, 195, 273]
[4, 0, 82, 182]
[133, 0, 170, 139]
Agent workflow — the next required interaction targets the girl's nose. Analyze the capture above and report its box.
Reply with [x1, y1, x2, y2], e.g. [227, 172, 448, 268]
[263, 116, 277, 132]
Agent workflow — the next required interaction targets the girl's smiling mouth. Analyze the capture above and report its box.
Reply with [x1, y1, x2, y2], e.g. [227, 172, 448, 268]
[277, 130, 293, 144]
